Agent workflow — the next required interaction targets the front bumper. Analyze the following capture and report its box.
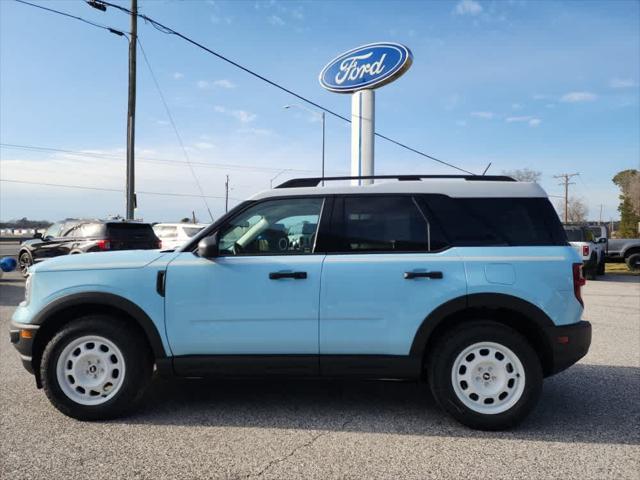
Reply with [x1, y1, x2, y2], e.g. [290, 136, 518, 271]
[9, 321, 39, 374]
[545, 320, 592, 375]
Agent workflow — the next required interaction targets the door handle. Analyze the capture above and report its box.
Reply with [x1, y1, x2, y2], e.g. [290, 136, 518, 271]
[269, 271, 307, 280]
[404, 271, 443, 280]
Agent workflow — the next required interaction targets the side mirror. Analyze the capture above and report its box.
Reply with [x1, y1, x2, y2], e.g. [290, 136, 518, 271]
[598, 237, 607, 244]
[33, 232, 43, 239]
[197, 234, 219, 259]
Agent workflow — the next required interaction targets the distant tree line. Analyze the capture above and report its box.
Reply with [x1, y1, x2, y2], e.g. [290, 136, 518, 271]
[613, 169, 640, 238]
[0, 217, 52, 229]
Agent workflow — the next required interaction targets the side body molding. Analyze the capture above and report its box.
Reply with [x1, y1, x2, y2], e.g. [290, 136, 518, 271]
[31, 292, 167, 359]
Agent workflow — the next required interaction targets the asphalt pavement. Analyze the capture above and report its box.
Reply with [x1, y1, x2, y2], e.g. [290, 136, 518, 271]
[0, 270, 638, 479]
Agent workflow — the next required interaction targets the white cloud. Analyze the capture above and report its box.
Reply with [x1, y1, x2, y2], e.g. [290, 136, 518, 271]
[268, 15, 285, 26]
[470, 111, 494, 119]
[212, 79, 236, 89]
[506, 115, 532, 122]
[198, 79, 236, 90]
[560, 91, 597, 103]
[609, 78, 638, 89]
[454, 0, 483, 16]
[172, 72, 184, 80]
[511, 103, 522, 110]
[232, 110, 257, 123]
[213, 105, 257, 123]
[194, 142, 214, 150]
[506, 116, 541, 127]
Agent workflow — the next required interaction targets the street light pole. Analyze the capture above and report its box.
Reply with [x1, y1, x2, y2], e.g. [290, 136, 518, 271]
[125, 0, 138, 220]
[284, 105, 325, 185]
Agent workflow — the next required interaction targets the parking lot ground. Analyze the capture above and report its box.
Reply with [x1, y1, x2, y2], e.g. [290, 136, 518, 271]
[1, 270, 638, 479]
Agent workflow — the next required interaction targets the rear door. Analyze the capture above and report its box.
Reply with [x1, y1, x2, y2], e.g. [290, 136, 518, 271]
[319, 195, 467, 370]
[107, 223, 159, 250]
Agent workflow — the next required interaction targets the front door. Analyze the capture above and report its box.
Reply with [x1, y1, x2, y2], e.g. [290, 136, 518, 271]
[165, 197, 326, 376]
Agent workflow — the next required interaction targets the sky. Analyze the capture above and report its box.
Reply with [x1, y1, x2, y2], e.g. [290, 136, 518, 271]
[1, 0, 639, 223]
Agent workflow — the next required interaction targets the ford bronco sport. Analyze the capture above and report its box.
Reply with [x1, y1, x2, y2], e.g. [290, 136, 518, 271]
[9, 175, 591, 430]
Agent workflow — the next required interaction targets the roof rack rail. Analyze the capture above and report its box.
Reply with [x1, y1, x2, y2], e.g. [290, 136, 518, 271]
[275, 175, 516, 189]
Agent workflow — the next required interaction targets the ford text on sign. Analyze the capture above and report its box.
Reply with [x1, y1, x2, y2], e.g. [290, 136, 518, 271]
[319, 42, 413, 93]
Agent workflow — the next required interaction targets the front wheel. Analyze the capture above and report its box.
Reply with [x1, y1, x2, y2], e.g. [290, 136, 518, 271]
[428, 321, 542, 430]
[40, 315, 153, 420]
[18, 251, 33, 277]
[626, 253, 640, 272]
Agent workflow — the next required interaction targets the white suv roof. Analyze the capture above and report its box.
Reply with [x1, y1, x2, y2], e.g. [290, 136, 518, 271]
[251, 176, 547, 201]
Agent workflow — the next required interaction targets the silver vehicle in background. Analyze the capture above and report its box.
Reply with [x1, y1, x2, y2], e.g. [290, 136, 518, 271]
[153, 223, 207, 250]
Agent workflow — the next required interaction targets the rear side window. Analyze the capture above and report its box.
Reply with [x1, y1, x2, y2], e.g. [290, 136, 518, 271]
[106, 223, 156, 240]
[564, 228, 584, 242]
[421, 195, 567, 246]
[331, 196, 447, 253]
[79, 223, 105, 238]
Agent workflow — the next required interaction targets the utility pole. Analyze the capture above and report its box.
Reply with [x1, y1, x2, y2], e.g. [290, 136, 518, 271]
[125, 0, 138, 220]
[553, 173, 579, 223]
[599, 204, 603, 225]
[224, 175, 229, 213]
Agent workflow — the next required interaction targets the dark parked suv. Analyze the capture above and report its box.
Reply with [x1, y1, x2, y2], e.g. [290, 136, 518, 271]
[18, 220, 160, 276]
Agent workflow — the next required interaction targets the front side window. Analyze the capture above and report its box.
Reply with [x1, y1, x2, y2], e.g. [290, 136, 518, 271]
[218, 197, 324, 256]
[334, 196, 440, 253]
[44, 223, 63, 238]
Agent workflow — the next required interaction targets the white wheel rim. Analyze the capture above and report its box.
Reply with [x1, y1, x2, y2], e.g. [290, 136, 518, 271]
[56, 335, 126, 406]
[451, 341, 525, 415]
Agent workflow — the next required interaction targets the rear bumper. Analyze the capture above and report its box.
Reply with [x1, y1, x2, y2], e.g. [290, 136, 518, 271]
[545, 321, 592, 375]
[9, 321, 38, 374]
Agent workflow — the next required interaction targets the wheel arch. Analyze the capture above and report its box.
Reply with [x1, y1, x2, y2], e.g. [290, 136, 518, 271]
[30, 292, 167, 387]
[410, 293, 555, 376]
[623, 246, 640, 259]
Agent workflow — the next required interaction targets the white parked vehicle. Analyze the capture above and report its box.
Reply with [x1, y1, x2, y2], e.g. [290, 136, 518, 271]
[563, 225, 605, 279]
[153, 223, 207, 250]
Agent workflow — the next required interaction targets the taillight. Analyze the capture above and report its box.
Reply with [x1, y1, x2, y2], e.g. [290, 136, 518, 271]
[156, 239, 162, 249]
[582, 245, 589, 256]
[95, 240, 111, 250]
[572, 263, 585, 306]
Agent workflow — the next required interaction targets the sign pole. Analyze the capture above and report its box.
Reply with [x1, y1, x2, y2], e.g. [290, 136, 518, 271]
[351, 90, 375, 185]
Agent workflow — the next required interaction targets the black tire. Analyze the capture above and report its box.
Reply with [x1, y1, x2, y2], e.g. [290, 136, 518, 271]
[18, 250, 33, 277]
[585, 255, 597, 280]
[40, 315, 153, 421]
[427, 321, 543, 431]
[625, 253, 640, 272]
[597, 256, 606, 276]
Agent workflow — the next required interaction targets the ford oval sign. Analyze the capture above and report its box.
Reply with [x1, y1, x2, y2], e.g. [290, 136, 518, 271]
[319, 42, 412, 93]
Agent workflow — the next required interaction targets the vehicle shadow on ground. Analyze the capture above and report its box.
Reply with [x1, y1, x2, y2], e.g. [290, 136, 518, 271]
[121, 363, 639, 445]
[593, 274, 639, 283]
[0, 284, 25, 306]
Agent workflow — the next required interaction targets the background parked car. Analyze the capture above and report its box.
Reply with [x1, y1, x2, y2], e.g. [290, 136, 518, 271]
[563, 225, 605, 279]
[153, 223, 207, 250]
[18, 220, 160, 276]
[606, 238, 640, 271]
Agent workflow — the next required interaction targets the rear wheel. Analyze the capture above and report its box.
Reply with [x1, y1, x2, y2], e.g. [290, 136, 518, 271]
[626, 253, 640, 272]
[428, 321, 542, 430]
[18, 251, 33, 277]
[40, 315, 153, 420]
[597, 256, 606, 276]
[585, 255, 597, 280]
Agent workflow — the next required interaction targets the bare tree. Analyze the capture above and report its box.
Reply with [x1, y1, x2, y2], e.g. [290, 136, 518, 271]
[557, 197, 588, 223]
[502, 168, 542, 182]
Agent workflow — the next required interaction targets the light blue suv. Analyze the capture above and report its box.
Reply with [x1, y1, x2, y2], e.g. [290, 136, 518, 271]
[10, 175, 592, 430]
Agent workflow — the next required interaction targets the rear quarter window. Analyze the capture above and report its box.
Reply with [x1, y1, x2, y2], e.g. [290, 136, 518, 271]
[422, 195, 567, 246]
[106, 223, 157, 240]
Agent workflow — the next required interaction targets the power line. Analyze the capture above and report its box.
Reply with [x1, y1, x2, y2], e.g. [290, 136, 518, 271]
[1, 178, 242, 201]
[137, 38, 214, 221]
[553, 172, 580, 223]
[90, 1, 476, 175]
[14, 0, 125, 35]
[0, 143, 316, 174]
